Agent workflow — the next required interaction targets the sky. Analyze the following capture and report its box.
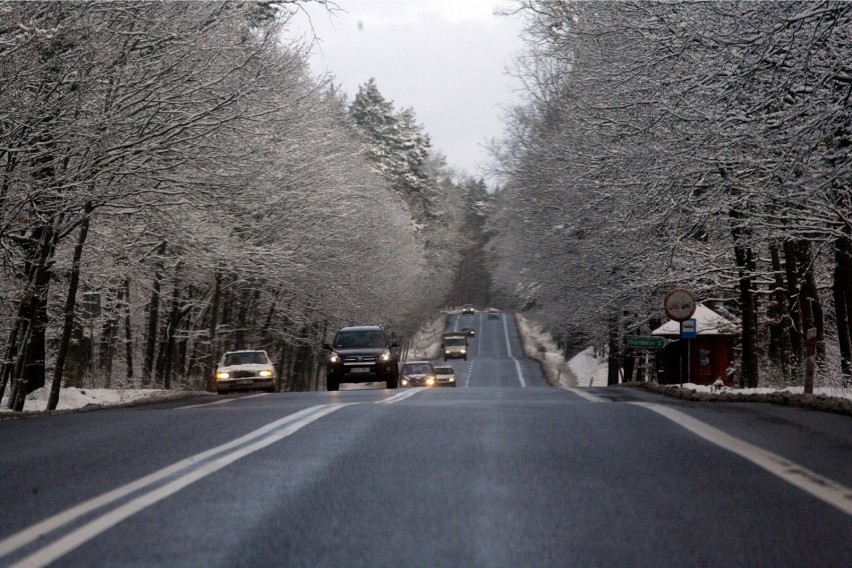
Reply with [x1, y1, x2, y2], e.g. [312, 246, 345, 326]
[288, 0, 526, 178]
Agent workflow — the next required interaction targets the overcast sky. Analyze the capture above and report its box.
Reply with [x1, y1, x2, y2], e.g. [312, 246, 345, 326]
[289, 0, 526, 179]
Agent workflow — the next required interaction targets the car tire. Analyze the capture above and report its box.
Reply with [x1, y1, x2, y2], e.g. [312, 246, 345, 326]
[217, 389, 228, 395]
[386, 374, 399, 389]
[326, 379, 339, 391]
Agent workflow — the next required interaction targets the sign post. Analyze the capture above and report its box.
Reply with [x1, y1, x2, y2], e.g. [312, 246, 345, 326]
[664, 289, 697, 386]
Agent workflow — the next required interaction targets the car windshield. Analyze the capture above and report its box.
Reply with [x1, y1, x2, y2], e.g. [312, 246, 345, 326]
[334, 330, 386, 349]
[224, 352, 267, 366]
[402, 364, 431, 375]
[444, 337, 466, 347]
[433, 367, 453, 375]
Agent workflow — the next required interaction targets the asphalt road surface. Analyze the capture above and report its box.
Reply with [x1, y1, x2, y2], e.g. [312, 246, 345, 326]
[0, 310, 849, 567]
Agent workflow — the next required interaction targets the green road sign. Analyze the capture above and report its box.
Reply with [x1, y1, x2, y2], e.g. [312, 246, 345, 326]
[626, 336, 667, 349]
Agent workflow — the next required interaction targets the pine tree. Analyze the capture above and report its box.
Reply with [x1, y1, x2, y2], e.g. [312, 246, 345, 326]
[349, 78, 435, 221]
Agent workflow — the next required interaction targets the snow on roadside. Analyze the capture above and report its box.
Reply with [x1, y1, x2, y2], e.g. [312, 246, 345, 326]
[568, 346, 609, 387]
[514, 313, 577, 387]
[676, 382, 852, 400]
[513, 313, 851, 413]
[1, 386, 210, 414]
[404, 311, 446, 362]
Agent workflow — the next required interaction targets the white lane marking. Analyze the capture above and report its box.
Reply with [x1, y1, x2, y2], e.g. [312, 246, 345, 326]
[464, 313, 481, 388]
[375, 388, 425, 404]
[178, 392, 268, 410]
[9, 403, 347, 568]
[632, 402, 852, 517]
[0, 404, 345, 564]
[502, 314, 526, 387]
[561, 387, 605, 402]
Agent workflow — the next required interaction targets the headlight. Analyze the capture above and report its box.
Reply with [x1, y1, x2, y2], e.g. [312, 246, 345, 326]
[259, 370, 273, 378]
[426, 376, 435, 386]
[329, 352, 340, 364]
[460, 349, 466, 354]
[379, 350, 392, 362]
[216, 372, 229, 380]
[401, 378, 409, 386]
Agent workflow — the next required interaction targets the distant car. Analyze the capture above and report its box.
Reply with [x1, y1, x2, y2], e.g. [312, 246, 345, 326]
[442, 332, 468, 361]
[400, 361, 436, 387]
[215, 350, 277, 394]
[461, 327, 476, 337]
[487, 308, 500, 320]
[461, 305, 475, 315]
[431, 365, 457, 387]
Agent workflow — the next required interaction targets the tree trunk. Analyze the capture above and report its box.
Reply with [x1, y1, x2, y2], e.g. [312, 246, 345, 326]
[0, 305, 28, 403]
[733, 242, 759, 388]
[11, 223, 58, 410]
[769, 242, 791, 379]
[607, 314, 620, 386]
[798, 241, 825, 362]
[48, 204, 92, 411]
[834, 235, 852, 382]
[123, 277, 134, 382]
[157, 269, 183, 390]
[783, 240, 804, 373]
[142, 242, 166, 386]
[206, 268, 222, 391]
[99, 282, 124, 387]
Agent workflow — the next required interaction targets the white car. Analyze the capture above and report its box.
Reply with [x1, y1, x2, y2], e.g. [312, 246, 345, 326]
[215, 350, 277, 394]
[431, 365, 457, 387]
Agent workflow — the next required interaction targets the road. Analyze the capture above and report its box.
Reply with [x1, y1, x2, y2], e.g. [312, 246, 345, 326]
[0, 310, 849, 567]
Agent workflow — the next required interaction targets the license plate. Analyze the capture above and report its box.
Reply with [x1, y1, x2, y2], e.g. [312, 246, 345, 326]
[237, 379, 252, 385]
[351, 367, 370, 373]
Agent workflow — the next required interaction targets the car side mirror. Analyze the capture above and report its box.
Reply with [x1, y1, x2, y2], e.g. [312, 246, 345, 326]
[322, 343, 332, 350]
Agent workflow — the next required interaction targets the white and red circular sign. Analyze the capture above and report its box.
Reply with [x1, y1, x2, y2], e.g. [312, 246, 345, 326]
[664, 288, 697, 322]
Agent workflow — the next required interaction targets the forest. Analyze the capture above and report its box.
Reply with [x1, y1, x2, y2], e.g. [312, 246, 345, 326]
[0, 1, 489, 410]
[488, 1, 852, 390]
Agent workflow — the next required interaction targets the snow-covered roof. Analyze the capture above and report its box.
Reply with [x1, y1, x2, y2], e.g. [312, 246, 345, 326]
[652, 304, 739, 336]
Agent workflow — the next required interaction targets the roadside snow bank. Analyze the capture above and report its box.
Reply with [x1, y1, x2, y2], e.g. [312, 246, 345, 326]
[568, 346, 609, 387]
[514, 313, 577, 386]
[405, 312, 446, 362]
[643, 382, 852, 416]
[1, 386, 209, 414]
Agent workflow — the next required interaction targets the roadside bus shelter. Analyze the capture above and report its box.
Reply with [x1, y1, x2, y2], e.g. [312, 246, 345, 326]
[651, 304, 739, 386]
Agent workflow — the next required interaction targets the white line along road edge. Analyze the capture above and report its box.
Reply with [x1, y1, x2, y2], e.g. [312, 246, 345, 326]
[561, 387, 606, 403]
[632, 402, 852, 517]
[0, 404, 350, 568]
[501, 314, 526, 387]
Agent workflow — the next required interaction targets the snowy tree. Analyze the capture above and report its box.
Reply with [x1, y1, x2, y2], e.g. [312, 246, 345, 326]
[490, 0, 852, 388]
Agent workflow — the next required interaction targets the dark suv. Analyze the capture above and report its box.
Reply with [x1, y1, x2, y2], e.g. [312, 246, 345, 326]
[322, 325, 400, 390]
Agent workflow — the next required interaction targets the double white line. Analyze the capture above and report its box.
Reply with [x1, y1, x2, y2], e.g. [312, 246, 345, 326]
[0, 404, 347, 568]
